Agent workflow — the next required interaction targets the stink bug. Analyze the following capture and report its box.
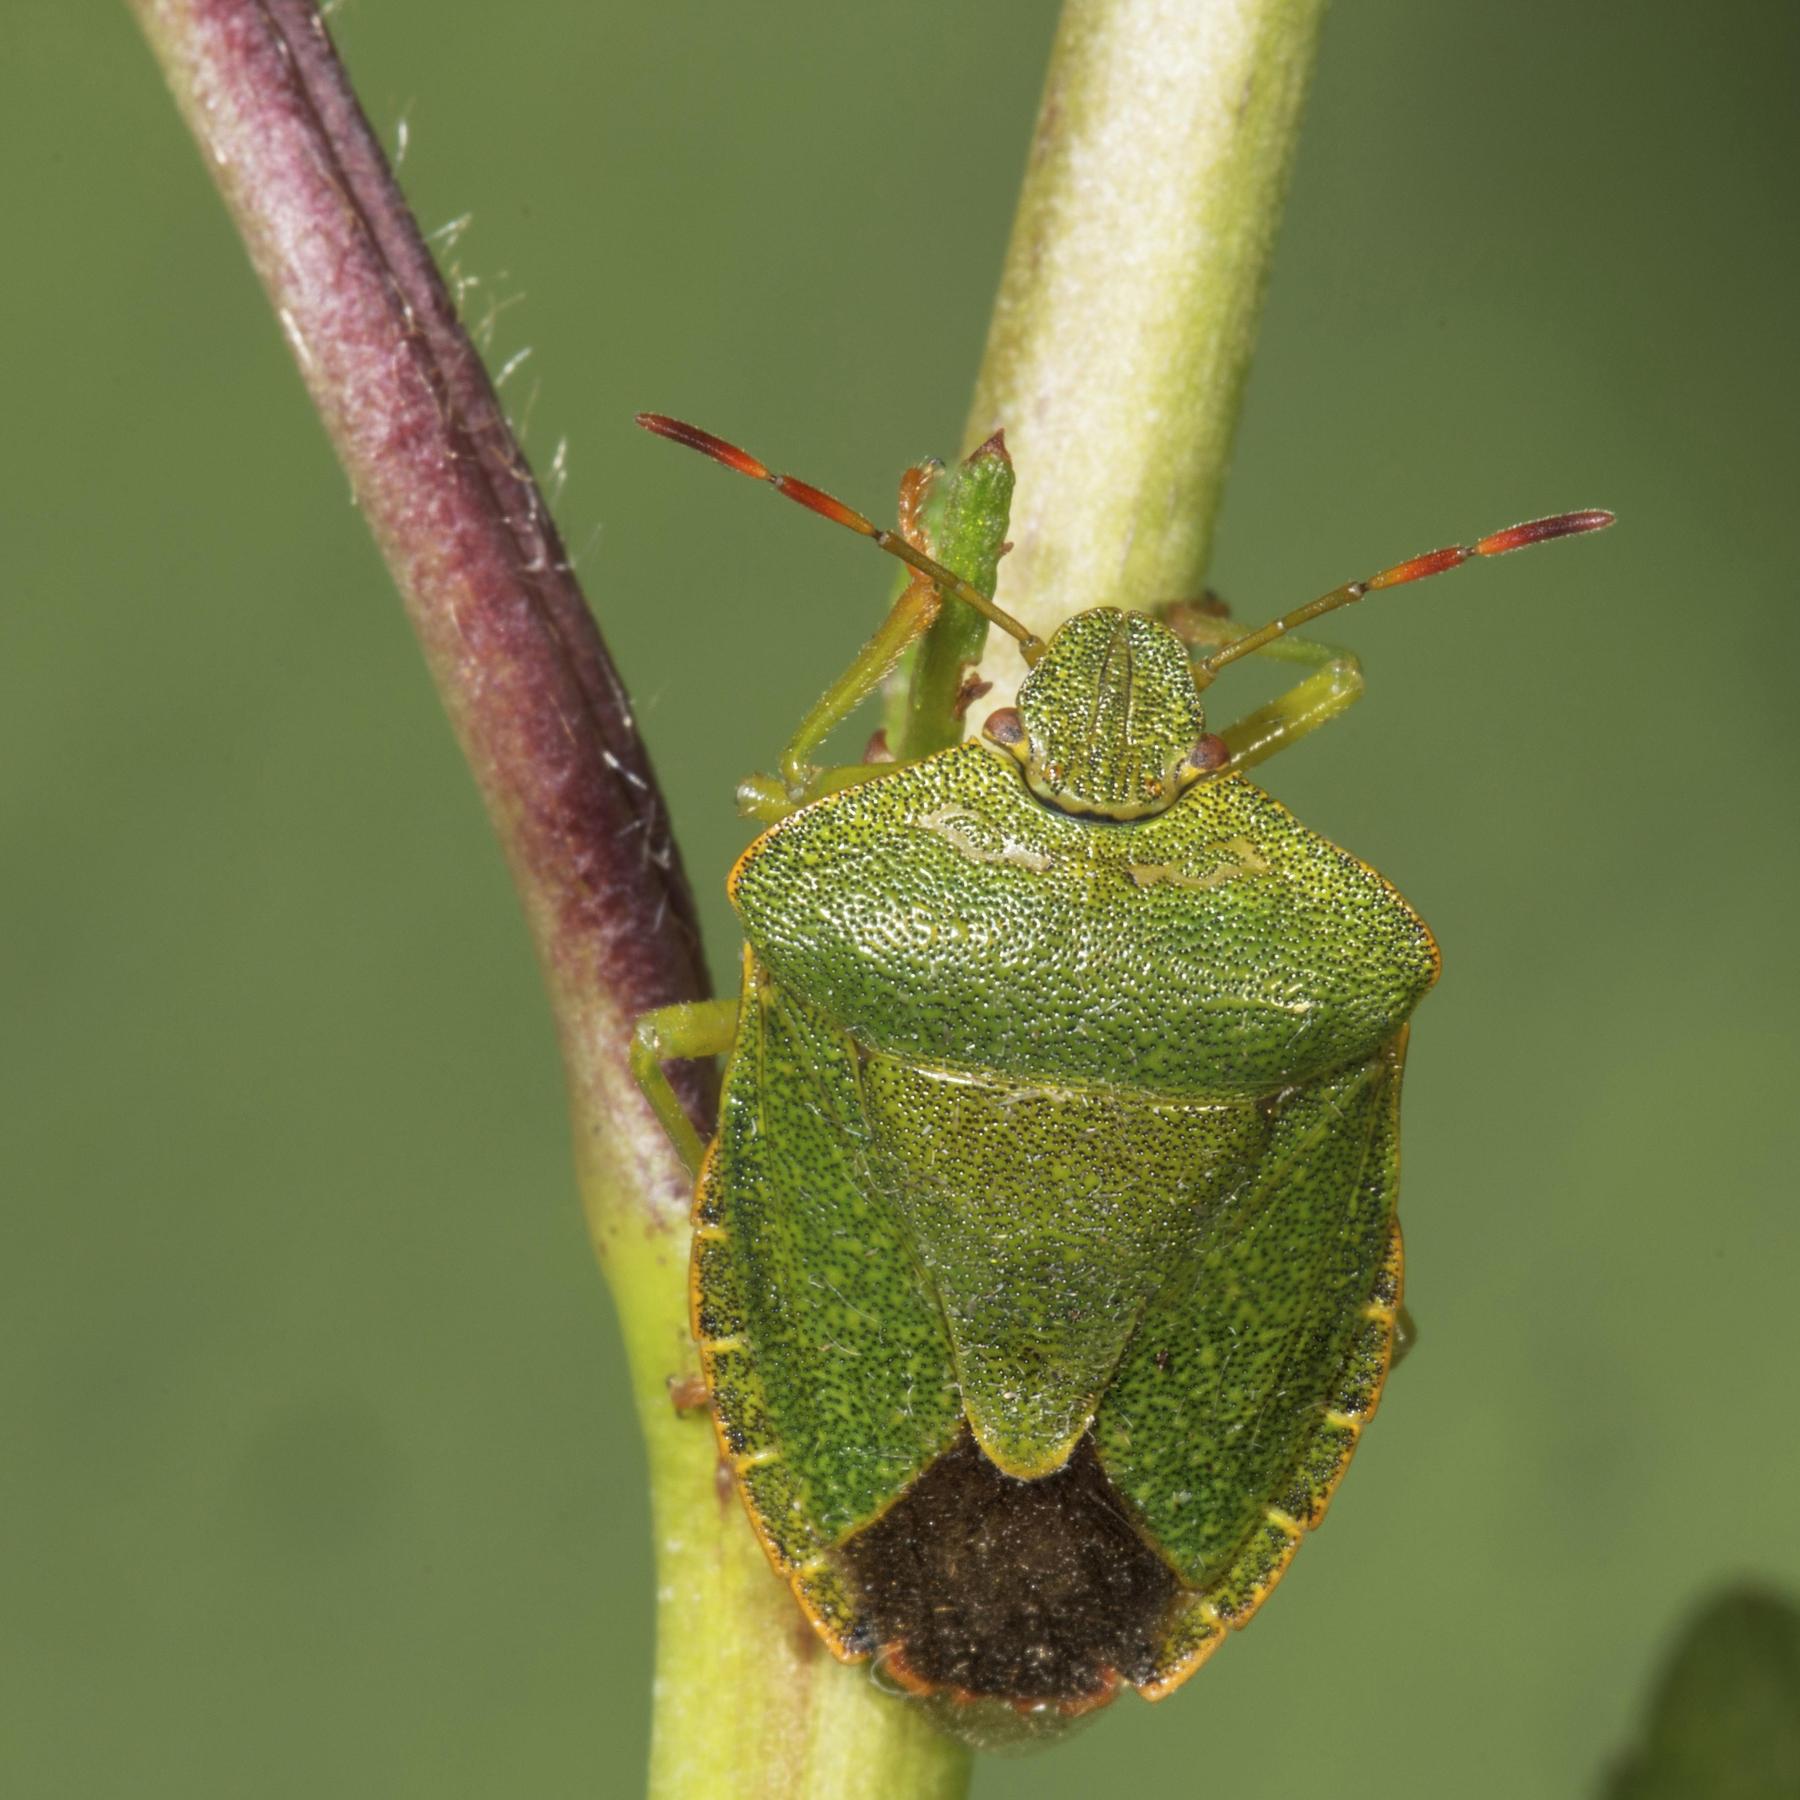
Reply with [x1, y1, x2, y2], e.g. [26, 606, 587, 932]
[631, 415, 1611, 1726]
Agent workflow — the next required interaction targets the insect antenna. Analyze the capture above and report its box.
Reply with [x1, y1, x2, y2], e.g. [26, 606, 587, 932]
[637, 413, 1045, 663]
[1195, 508, 1616, 684]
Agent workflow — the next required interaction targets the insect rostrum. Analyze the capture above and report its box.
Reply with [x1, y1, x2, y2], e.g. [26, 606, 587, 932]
[633, 418, 1611, 1728]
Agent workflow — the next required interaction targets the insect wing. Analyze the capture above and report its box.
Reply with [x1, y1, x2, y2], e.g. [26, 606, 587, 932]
[695, 958, 963, 1649]
[1094, 1033, 1409, 1690]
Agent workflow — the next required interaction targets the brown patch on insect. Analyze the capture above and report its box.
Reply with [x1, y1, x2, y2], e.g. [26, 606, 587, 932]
[1046, 1667, 1122, 1719]
[952, 667, 994, 719]
[861, 728, 895, 764]
[838, 1432, 1176, 1707]
[667, 1371, 709, 1414]
[880, 1647, 1123, 1721]
[1125, 837, 1271, 891]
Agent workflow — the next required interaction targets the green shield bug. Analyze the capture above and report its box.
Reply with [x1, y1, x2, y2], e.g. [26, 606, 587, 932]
[631, 414, 1611, 1726]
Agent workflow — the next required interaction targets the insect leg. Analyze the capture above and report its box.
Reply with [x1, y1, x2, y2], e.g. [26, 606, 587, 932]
[1390, 1303, 1419, 1370]
[1159, 598, 1364, 772]
[731, 462, 947, 825]
[772, 570, 941, 802]
[630, 998, 740, 1173]
[1209, 636, 1364, 772]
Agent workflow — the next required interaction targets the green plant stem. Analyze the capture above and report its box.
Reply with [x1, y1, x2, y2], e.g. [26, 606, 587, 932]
[129, 0, 1322, 1793]
[957, 0, 1328, 720]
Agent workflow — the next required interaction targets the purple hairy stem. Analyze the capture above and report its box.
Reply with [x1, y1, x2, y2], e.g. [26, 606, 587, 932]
[129, 0, 713, 1235]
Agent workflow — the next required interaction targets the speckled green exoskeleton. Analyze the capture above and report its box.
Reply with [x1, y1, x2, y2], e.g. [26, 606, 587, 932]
[631, 414, 1611, 1723]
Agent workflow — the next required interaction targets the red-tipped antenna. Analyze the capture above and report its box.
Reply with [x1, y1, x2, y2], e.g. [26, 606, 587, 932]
[636, 414, 1044, 662]
[1196, 508, 1616, 683]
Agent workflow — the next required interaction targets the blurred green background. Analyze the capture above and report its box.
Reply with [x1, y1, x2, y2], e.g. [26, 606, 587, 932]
[5, 3, 1797, 1795]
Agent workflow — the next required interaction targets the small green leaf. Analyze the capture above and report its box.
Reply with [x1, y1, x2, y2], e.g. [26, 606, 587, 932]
[891, 432, 1016, 762]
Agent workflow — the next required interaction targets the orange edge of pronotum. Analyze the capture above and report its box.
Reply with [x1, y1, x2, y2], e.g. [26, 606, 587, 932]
[1134, 1046, 1410, 1702]
[1329, 823, 1445, 996]
[725, 800, 811, 908]
[1242, 789, 1444, 997]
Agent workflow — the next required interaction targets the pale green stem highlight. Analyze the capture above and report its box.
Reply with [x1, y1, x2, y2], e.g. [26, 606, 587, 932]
[963, 0, 1328, 719]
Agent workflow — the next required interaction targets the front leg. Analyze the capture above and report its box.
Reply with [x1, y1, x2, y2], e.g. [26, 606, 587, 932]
[630, 998, 740, 1174]
[734, 462, 946, 827]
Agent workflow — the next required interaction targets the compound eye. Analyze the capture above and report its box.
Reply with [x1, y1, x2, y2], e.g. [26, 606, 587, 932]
[1182, 733, 1231, 776]
[982, 707, 1027, 748]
